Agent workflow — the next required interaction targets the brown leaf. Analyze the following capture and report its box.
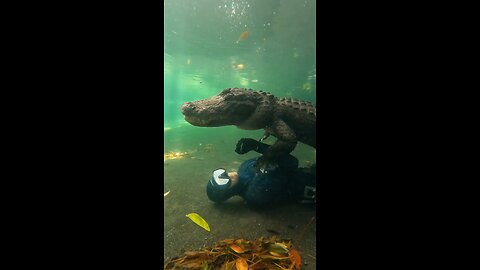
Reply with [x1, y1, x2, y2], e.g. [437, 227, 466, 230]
[249, 261, 269, 269]
[184, 251, 204, 258]
[258, 254, 290, 260]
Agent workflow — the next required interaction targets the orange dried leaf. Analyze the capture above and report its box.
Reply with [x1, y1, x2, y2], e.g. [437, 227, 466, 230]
[289, 249, 302, 270]
[235, 257, 248, 270]
[229, 244, 245, 254]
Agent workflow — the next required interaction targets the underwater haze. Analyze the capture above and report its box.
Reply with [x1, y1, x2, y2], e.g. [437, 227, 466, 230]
[164, 0, 317, 268]
[164, 0, 316, 127]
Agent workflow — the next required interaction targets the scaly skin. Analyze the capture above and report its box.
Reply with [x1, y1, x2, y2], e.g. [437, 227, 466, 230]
[180, 88, 316, 162]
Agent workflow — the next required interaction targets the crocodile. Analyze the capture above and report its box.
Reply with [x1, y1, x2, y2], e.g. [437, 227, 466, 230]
[180, 87, 316, 162]
[180, 88, 317, 160]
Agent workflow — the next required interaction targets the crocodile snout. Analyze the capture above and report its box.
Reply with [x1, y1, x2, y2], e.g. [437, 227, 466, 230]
[180, 102, 195, 115]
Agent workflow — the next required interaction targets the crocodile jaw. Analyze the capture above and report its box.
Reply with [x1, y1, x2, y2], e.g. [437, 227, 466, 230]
[180, 97, 255, 127]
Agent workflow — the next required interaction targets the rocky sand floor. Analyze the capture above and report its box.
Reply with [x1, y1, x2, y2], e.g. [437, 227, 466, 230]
[163, 125, 317, 269]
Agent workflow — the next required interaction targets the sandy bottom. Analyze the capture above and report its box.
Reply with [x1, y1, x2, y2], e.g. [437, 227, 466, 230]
[163, 124, 317, 269]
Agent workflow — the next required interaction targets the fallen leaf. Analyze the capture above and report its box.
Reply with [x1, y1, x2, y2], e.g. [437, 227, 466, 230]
[228, 244, 245, 253]
[186, 213, 211, 232]
[235, 257, 248, 270]
[267, 242, 288, 255]
[289, 248, 302, 270]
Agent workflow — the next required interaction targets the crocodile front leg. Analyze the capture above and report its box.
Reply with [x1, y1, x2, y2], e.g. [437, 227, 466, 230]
[267, 118, 298, 157]
[256, 119, 297, 170]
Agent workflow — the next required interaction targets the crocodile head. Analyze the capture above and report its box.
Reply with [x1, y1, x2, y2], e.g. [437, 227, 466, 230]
[180, 88, 265, 127]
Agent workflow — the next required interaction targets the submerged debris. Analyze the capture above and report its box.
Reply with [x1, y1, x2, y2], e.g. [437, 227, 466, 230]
[164, 236, 302, 270]
[164, 151, 191, 161]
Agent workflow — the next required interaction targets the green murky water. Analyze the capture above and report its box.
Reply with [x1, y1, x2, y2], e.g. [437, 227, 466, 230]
[164, 0, 317, 268]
